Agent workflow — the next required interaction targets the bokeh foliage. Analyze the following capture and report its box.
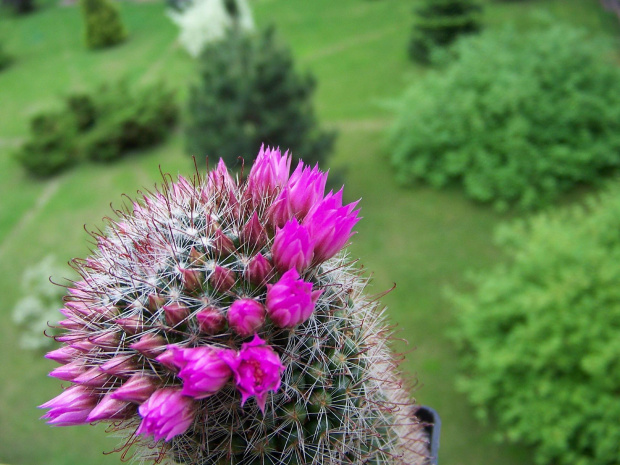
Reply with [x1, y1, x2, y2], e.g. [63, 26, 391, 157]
[186, 27, 335, 169]
[391, 22, 620, 210]
[451, 184, 620, 465]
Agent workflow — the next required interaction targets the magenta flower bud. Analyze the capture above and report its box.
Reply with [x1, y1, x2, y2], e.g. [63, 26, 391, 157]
[137, 388, 195, 442]
[65, 301, 90, 316]
[271, 219, 314, 273]
[155, 349, 178, 372]
[147, 294, 166, 312]
[86, 393, 133, 422]
[58, 318, 85, 330]
[49, 360, 86, 381]
[246, 145, 291, 205]
[99, 354, 135, 377]
[266, 269, 323, 328]
[243, 253, 274, 286]
[40, 385, 98, 426]
[169, 346, 232, 399]
[130, 333, 167, 358]
[179, 266, 203, 292]
[70, 340, 95, 353]
[219, 335, 285, 413]
[208, 158, 236, 197]
[111, 374, 159, 404]
[73, 367, 111, 387]
[228, 298, 266, 337]
[213, 229, 235, 256]
[240, 212, 267, 250]
[266, 189, 293, 228]
[115, 316, 143, 335]
[210, 266, 236, 293]
[195, 307, 226, 335]
[287, 162, 328, 219]
[304, 189, 361, 263]
[46, 346, 81, 364]
[89, 332, 118, 349]
[163, 302, 190, 326]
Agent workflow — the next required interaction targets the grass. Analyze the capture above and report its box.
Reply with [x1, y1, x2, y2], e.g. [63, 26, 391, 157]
[0, 1, 618, 464]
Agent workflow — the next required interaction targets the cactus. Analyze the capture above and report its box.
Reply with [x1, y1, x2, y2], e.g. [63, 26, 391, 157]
[40, 146, 427, 465]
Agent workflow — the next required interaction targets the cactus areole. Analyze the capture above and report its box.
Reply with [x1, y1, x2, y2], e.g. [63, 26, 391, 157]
[40, 146, 427, 464]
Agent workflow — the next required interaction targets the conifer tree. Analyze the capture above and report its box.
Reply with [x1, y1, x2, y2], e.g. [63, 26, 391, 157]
[186, 27, 335, 169]
[409, 0, 482, 64]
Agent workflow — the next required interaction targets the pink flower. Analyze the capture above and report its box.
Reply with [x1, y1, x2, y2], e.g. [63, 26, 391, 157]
[208, 158, 236, 197]
[246, 145, 291, 205]
[39, 385, 98, 426]
[287, 162, 328, 219]
[303, 189, 361, 263]
[266, 189, 293, 228]
[228, 298, 266, 337]
[137, 388, 195, 442]
[111, 374, 159, 404]
[243, 253, 274, 286]
[219, 335, 284, 413]
[169, 346, 232, 399]
[86, 393, 133, 422]
[271, 219, 314, 273]
[266, 269, 323, 328]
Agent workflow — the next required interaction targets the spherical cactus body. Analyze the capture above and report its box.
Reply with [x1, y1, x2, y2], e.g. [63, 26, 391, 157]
[41, 146, 426, 465]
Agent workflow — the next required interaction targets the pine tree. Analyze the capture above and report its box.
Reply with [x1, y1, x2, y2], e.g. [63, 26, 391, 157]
[81, 0, 127, 50]
[186, 27, 335, 169]
[409, 0, 482, 64]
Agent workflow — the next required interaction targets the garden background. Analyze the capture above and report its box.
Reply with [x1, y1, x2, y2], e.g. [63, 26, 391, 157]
[1, 0, 619, 464]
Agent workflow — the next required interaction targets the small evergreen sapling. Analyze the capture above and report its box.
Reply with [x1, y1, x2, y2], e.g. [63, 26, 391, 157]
[186, 28, 335, 170]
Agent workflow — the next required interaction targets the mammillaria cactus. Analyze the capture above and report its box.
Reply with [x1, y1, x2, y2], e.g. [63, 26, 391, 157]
[40, 146, 427, 464]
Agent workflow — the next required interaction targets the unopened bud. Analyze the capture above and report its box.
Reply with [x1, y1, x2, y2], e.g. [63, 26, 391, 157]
[240, 212, 267, 250]
[195, 307, 226, 335]
[179, 267, 203, 292]
[210, 266, 236, 293]
[115, 316, 143, 335]
[130, 333, 167, 358]
[244, 253, 274, 286]
[110, 374, 159, 404]
[214, 229, 235, 256]
[163, 303, 190, 327]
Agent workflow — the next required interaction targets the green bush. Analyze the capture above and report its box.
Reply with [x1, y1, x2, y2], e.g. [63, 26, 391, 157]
[15, 112, 78, 177]
[16, 82, 177, 176]
[84, 82, 178, 161]
[391, 23, 620, 210]
[81, 0, 127, 49]
[186, 27, 335, 168]
[450, 185, 620, 465]
[409, 0, 482, 64]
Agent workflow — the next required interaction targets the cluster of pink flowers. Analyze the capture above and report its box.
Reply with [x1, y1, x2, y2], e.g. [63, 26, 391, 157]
[40, 145, 360, 445]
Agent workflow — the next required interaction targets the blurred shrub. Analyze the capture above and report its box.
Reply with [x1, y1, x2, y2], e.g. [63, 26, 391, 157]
[391, 23, 620, 210]
[409, 0, 482, 64]
[2, 0, 35, 14]
[186, 27, 335, 168]
[81, 0, 127, 49]
[83, 82, 178, 162]
[450, 184, 620, 465]
[15, 112, 79, 177]
[16, 81, 177, 176]
[12, 256, 65, 351]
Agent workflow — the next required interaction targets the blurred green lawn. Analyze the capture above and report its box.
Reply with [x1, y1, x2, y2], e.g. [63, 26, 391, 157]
[0, 0, 617, 464]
